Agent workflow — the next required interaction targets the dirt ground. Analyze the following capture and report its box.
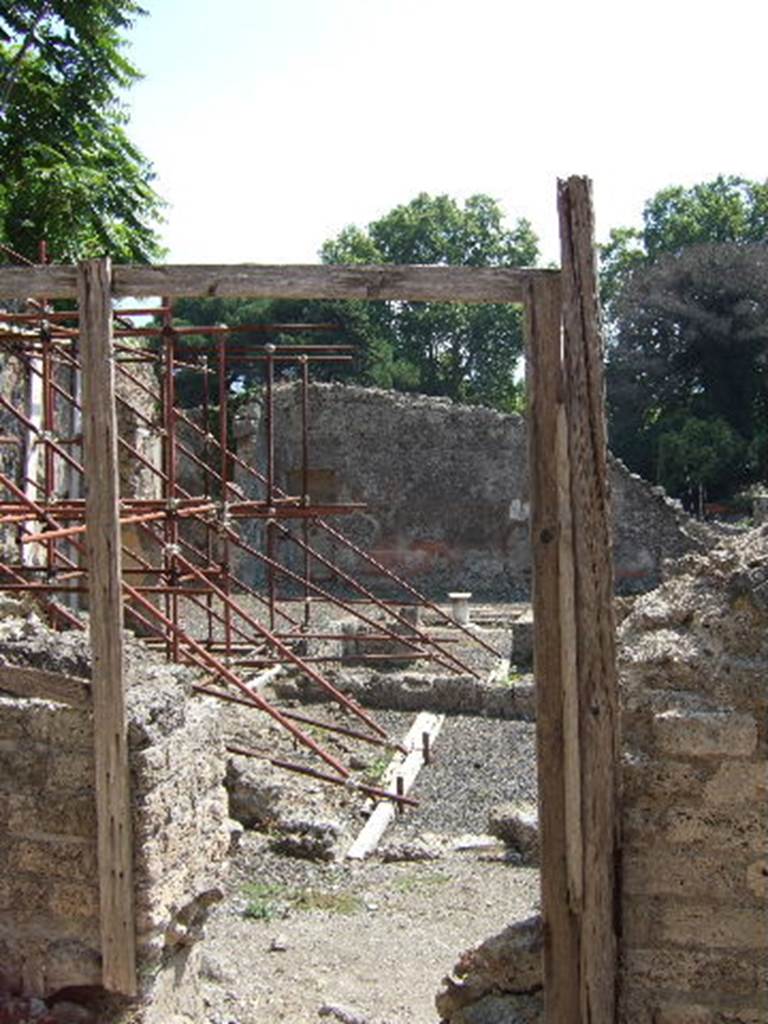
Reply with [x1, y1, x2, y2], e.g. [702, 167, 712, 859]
[200, 840, 539, 1024]
[200, 706, 541, 1024]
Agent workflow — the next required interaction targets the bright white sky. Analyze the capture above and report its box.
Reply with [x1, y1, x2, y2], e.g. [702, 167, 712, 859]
[125, 0, 768, 266]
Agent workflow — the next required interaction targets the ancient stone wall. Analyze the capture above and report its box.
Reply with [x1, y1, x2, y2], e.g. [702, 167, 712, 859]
[0, 612, 230, 1017]
[618, 531, 768, 1023]
[235, 383, 712, 599]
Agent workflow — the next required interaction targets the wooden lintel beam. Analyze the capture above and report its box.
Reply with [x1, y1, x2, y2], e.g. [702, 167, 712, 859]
[0, 263, 558, 303]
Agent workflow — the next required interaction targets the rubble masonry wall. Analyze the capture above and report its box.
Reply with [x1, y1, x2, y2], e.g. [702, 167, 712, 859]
[618, 535, 768, 1023]
[0, 627, 230, 1015]
[235, 383, 711, 598]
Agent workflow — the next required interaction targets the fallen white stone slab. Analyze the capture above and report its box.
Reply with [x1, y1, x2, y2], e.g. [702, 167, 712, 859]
[346, 711, 444, 860]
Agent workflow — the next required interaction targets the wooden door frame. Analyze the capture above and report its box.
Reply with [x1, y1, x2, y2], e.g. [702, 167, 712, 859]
[0, 176, 619, 1020]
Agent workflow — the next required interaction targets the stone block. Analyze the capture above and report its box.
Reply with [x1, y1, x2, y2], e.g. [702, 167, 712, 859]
[48, 881, 99, 920]
[435, 915, 542, 1021]
[661, 904, 766, 949]
[131, 741, 171, 789]
[0, 790, 37, 832]
[10, 836, 97, 880]
[44, 938, 101, 991]
[487, 801, 539, 864]
[623, 847, 750, 903]
[0, 698, 34, 740]
[623, 948, 757, 996]
[665, 806, 765, 854]
[127, 685, 187, 751]
[654, 709, 757, 758]
[745, 859, 768, 899]
[654, 1005, 714, 1024]
[623, 803, 766, 855]
[0, 739, 50, 791]
[714, 1007, 768, 1024]
[623, 754, 708, 803]
[39, 792, 97, 837]
[618, 984, 655, 1024]
[46, 751, 93, 790]
[0, 875, 50, 915]
[48, 705, 93, 752]
[451, 992, 543, 1024]
[704, 760, 768, 804]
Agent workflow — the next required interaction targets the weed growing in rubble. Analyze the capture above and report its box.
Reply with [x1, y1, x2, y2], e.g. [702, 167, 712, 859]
[393, 870, 450, 894]
[242, 882, 363, 921]
[242, 881, 285, 921]
[504, 670, 524, 686]
[292, 889, 364, 915]
[362, 754, 390, 785]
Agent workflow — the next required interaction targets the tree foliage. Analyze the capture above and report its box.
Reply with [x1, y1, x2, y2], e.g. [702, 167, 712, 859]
[173, 194, 538, 412]
[0, 1, 163, 262]
[170, 295, 358, 408]
[657, 417, 746, 499]
[321, 193, 539, 410]
[606, 239, 768, 501]
[601, 176, 768, 315]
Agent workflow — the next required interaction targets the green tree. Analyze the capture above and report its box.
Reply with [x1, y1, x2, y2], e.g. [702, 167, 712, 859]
[606, 242, 768, 500]
[172, 194, 539, 412]
[321, 193, 539, 410]
[601, 176, 768, 315]
[657, 417, 746, 504]
[0, 1, 163, 262]
[170, 295, 360, 408]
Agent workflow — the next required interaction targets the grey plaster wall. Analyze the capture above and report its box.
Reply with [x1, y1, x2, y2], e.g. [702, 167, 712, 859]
[234, 383, 711, 599]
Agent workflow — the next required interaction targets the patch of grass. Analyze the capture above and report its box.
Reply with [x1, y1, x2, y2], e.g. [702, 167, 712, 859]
[393, 869, 451, 893]
[242, 881, 285, 921]
[504, 669, 524, 686]
[242, 881, 363, 921]
[292, 888, 364, 915]
[362, 754, 390, 785]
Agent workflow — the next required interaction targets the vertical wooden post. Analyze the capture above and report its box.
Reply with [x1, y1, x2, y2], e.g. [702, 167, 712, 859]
[526, 176, 619, 1024]
[557, 175, 619, 1024]
[78, 258, 137, 997]
[526, 272, 582, 1024]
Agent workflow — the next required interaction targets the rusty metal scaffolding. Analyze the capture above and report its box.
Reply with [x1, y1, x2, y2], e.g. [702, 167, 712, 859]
[0, 278, 500, 804]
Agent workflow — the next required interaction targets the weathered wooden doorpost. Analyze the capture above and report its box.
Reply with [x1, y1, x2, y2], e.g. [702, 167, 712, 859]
[78, 258, 137, 996]
[526, 177, 620, 1024]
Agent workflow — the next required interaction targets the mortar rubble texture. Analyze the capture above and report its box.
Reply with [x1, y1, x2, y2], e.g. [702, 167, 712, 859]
[234, 383, 715, 599]
[0, 612, 231, 1019]
[618, 527, 768, 1024]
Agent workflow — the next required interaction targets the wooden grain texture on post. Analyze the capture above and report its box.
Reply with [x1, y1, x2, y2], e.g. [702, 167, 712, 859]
[77, 258, 137, 997]
[525, 272, 581, 1024]
[0, 262, 558, 303]
[558, 176, 620, 1024]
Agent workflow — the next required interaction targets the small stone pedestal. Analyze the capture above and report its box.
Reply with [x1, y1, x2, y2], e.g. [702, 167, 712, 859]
[447, 591, 472, 626]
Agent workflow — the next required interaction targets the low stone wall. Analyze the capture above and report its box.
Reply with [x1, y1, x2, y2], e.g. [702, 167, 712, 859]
[234, 383, 713, 598]
[618, 531, 768, 1023]
[0, 615, 230, 1019]
[0, 693, 101, 994]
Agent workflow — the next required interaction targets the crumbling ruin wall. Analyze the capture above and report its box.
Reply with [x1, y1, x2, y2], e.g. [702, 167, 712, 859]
[235, 383, 711, 598]
[0, 612, 230, 1017]
[618, 530, 768, 1023]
